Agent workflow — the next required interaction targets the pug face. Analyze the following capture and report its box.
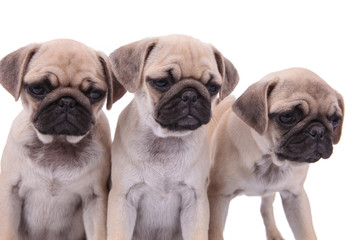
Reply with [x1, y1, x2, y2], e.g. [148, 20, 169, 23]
[268, 79, 343, 163]
[22, 41, 107, 142]
[0, 39, 125, 143]
[143, 39, 225, 133]
[110, 35, 239, 137]
[233, 68, 344, 163]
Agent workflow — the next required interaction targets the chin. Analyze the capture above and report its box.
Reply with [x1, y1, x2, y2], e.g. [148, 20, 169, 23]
[154, 127, 194, 138]
[276, 152, 322, 164]
[34, 127, 87, 144]
[146, 116, 200, 138]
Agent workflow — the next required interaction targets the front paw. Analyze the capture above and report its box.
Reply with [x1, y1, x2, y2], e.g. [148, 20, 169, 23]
[267, 236, 285, 240]
[266, 231, 284, 240]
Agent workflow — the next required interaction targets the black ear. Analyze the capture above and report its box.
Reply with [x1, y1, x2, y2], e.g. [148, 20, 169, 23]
[333, 91, 344, 144]
[212, 47, 239, 100]
[97, 52, 126, 110]
[109, 38, 158, 93]
[0, 44, 39, 100]
[232, 77, 279, 135]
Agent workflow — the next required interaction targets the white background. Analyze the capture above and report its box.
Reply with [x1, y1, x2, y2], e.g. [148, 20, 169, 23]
[0, 0, 359, 239]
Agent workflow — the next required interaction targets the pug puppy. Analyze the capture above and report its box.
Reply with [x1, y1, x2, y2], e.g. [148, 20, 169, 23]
[207, 68, 344, 240]
[0, 39, 125, 240]
[107, 35, 239, 240]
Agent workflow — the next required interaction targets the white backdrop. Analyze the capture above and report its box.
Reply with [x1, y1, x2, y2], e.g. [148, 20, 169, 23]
[0, 0, 359, 239]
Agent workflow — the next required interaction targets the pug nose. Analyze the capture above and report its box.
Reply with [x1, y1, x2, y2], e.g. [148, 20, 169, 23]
[181, 89, 198, 103]
[308, 123, 326, 141]
[58, 97, 76, 111]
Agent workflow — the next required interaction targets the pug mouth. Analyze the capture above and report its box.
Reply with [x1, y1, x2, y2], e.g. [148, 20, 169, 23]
[154, 85, 212, 131]
[155, 113, 206, 131]
[33, 96, 94, 136]
[177, 115, 201, 127]
[276, 151, 328, 163]
[275, 126, 333, 163]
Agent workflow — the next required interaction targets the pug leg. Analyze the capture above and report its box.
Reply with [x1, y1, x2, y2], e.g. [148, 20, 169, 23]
[280, 189, 317, 240]
[107, 188, 137, 240]
[82, 188, 108, 240]
[260, 194, 284, 240]
[181, 190, 209, 240]
[208, 194, 231, 240]
[0, 177, 22, 240]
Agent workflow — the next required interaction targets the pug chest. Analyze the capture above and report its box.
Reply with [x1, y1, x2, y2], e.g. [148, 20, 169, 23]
[15, 171, 86, 240]
[128, 177, 196, 240]
[13, 136, 103, 239]
[125, 157, 197, 239]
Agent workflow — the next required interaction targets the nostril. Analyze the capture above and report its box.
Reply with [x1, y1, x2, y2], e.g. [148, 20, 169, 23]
[69, 101, 75, 108]
[181, 95, 189, 103]
[181, 89, 198, 103]
[310, 129, 317, 137]
[308, 124, 325, 140]
[58, 97, 76, 109]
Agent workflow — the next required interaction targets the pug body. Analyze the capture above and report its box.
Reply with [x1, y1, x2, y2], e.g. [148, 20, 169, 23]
[0, 39, 125, 240]
[207, 68, 344, 240]
[107, 35, 239, 240]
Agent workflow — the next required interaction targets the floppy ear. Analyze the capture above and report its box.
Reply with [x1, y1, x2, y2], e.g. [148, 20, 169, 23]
[97, 52, 126, 110]
[109, 38, 158, 93]
[0, 44, 39, 100]
[232, 77, 279, 135]
[333, 92, 345, 144]
[212, 47, 239, 100]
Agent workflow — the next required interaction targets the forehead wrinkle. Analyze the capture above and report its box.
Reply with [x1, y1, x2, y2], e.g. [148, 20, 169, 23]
[150, 36, 217, 81]
[25, 65, 64, 86]
[162, 55, 216, 81]
[34, 62, 103, 89]
[181, 47, 215, 78]
[324, 96, 343, 117]
[45, 65, 73, 86]
[77, 73, 107, 90]
[269, 99, 310, 116]
[62, 59, 102, 83]
[33, 41, 102, 81]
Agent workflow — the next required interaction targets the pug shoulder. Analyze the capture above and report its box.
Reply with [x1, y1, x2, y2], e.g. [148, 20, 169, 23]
[208, 68, 344, 240]
[0, 39, 125, 240]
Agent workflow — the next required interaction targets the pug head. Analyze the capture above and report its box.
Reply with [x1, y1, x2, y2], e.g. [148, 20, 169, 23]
[0, 39, 126, 143]
[110, 34, 239, 137]
[232, 67, 344, 163]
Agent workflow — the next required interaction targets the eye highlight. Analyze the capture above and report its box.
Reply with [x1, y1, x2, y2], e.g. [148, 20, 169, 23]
[153, 78, 170, 88]
[29, 85, 47, 96]
[279, 112, 296, 124]
[329, 114, 341, 130]
[147, 76, 173, 92]
[86, 89, 105, 104]
[206, 82, 221, 96]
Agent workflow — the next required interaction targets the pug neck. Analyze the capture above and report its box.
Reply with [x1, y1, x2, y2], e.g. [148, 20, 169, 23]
[122, 98, 207, 164]
[24, 129, 95, 169]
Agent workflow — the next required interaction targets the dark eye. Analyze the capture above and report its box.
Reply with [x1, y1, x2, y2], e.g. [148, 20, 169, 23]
[87, 89, 105, 103]
[153, 79, 170, 88]
[206, 83, 220, 96]
[147, 76, 172, 91]
[274, 105, 304, 128]
[27, 84, 49, 99]
[279, 112, 296, 125]
[330, 116, 340, 129]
